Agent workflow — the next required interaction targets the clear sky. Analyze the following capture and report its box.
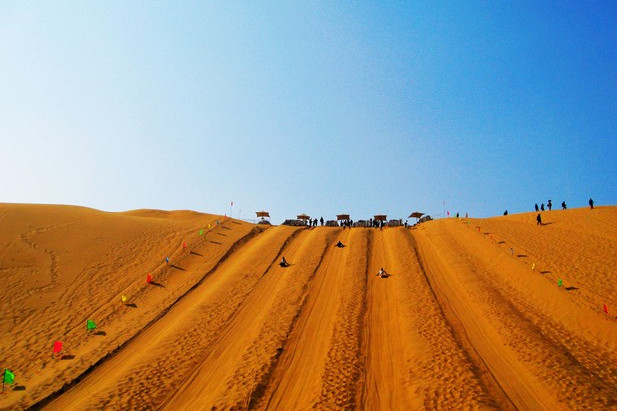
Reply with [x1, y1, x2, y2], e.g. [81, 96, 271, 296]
[1, 2, 616, 223]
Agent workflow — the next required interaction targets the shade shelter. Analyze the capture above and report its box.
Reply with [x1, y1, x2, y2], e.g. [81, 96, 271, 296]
[408, 211, 424, 223]
[297, 214, 310, 221]
[256, 211, 271, 225]
[373, 215, 387, 221]
[336, 214, 350, 221]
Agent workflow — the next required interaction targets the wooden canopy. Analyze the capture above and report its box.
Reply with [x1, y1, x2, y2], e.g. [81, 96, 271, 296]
[336, 214, 350, 220]
[297, 214, 310, 220]
[373, 215, 387, 221]
[256, 211, 270, 218]
[408, 211, 424, 219]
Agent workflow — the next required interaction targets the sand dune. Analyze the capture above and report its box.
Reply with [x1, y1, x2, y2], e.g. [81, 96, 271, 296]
[1, 204, 616, 410]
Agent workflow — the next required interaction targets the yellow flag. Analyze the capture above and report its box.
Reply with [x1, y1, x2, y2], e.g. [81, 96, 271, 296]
[208, 224, 211, 229]
[531, 263, 535, 271]
[121, 295, 127, 303]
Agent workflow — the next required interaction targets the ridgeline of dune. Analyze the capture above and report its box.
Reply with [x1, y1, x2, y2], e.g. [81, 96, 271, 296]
[1, 203, 616, 410]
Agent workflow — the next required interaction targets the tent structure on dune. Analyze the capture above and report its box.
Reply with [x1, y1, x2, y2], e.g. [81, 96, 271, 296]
[256, 211, 271, 225]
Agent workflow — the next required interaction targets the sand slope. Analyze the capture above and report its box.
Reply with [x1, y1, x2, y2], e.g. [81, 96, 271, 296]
[1, 204, 616, 410]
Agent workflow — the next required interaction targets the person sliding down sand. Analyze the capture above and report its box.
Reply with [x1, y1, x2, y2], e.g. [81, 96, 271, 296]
[280, 257, 289, 267]
[335, 241, 344, 248]
[376, 267, 389, 278]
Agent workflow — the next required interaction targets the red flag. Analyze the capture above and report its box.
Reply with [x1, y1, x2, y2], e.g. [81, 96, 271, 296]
[183, 242, 187, 249]
[147, 274, 152, 284]
[604, 303, 609, 314]
[53, 341, 62, 353]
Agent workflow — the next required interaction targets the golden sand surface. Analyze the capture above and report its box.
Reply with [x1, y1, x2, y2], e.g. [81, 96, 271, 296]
[1, 203, 616, 410]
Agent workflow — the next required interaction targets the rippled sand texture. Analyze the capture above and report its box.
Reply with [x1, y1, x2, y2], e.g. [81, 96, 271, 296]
[1, 204, 615, 410]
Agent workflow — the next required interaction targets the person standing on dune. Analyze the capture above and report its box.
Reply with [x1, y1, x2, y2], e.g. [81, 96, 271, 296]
[548, 200, 552, 211]
[562, 201, 567, 210]
[537, 214, 543, 225]
[535, 204, 539, 212]
[589, 198, 594, 209]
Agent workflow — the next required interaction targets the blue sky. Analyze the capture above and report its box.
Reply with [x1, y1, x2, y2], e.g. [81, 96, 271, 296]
[1, 2, 615, 223]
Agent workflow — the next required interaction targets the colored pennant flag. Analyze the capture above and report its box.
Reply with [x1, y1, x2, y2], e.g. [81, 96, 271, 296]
[183, 242, 187, 249]
[121, 295, 127, 303]
[208, 224, 211, 229]
[531, 263, 535, 271]
[557, 279, 563, 287]
[87, 320, 97, 331]
[3, 369, 15, 385]
[53, 341, 62, 354]
[147, 274, 152, 284]
[199, 229, 203, 235]
[604, 303, 609, 314]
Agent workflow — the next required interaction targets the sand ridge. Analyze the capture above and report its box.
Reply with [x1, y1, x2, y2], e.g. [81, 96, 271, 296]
[1, 204, 616, 409]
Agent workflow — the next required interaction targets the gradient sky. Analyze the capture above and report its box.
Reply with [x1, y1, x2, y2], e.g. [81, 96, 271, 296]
[2, 2, 616, 223]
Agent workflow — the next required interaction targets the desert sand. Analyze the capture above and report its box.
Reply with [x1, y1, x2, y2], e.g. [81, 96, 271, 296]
[1, 203, 616, 410]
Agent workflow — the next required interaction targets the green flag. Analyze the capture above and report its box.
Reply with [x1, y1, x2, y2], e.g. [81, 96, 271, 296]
[4, 369, 15, 384]
[87, 320, 97, 331]
[557, 279, 563, 287]
[199, 229, 203, 235]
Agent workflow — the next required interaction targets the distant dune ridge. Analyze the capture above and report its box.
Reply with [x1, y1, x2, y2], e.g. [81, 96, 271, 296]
[1, 203, 616, 410]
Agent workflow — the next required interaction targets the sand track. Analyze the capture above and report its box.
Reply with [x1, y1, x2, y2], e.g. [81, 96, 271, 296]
[2, 205, 617, 410]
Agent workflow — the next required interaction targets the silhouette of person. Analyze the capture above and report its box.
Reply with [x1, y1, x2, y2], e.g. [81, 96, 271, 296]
[589, 198, 594, 209]
[504, 210, 508, 215]
[320, 216, 324, 226]
[547, 200, 552, 211]
[541, 203, 545, 211]
[535, 204, 539, 212]
[536, 213, 542, 225]
[561, 201, 567, 210]
[336, 241, 344, 248]
[280, 257, 288, 267]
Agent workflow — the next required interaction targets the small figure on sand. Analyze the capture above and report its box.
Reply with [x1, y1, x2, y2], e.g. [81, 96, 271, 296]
[536, 213, 543, 225]
[280, 256, 289, 267]
[547, 200, 552, 211]
[535, 203, 539, 212]
[561, 201, 567, 210]
[376, 267, 389, 278]
[541, 203, 545, 211]
[335, 241, 345, 248]
[320, 216, 324, 226]
[589, 198, 594, 209]
[165, 257, 170, 264]
[503, 210, 508, 215]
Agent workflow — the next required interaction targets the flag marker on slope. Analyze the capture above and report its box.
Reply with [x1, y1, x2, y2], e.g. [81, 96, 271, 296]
[557, 279, 563, 288]
[147, 274, 152, 284]
[52, 341, 62, 359]
[531, 263, 535, 271]
[3, 369, 15, 392]
[199, 229, 203, 235]
[604, 303, 609, 315]
[87, 320, 97, 333]
[121, 295, 127, 304]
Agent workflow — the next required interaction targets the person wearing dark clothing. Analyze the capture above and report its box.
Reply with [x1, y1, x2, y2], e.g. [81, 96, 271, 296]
[504, 210, 508, 215]
[541, 203, 545, 211]
[335, 241, 344, 248]
[547, 200, 552, 211]
[280, 257, 289, 267]
[589, 198, 594, 209]
[561, 201, 567, 210]
[320, 217, 324, 226]
[535, 204, 539, 212]
[536, 214, 542, 225]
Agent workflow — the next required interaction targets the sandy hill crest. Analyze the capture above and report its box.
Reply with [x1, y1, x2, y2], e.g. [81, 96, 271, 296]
[1, 203, 616, 410]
